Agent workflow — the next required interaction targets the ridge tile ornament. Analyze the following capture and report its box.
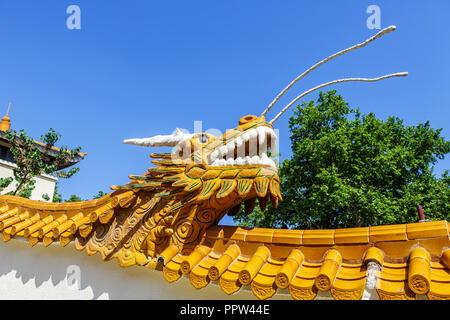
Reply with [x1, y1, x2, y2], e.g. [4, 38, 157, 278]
[1, 26, 449, 300]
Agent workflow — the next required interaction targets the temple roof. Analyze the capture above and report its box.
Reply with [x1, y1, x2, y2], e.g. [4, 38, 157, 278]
[0, 104, 86, 170]
[0, 131, 86, 170]
[160, 220, 450, 300]
[0, 192, 449, 300]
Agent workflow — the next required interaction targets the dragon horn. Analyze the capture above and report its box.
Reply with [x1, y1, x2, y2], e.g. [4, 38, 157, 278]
[260, 25, 397, 118]
[269, 72, 408, 124]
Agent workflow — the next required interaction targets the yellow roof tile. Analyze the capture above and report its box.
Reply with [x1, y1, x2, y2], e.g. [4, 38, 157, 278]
[379, 267, 408, 281]
[376, 240, 420, 258]
[164, 260, 181, 273]
[258, 261, 281, 277]
[295, 264, 321, 280]
[245, 228, 274, 243]
[219, 271, 241, 295]
[406, 220, 449, 240]
[336, 266, 367, 281]
[196, 255, 217, 269]
[369, 223, 407, 242]
[429, 281, 450, 298]
[430, 268, 450, 283]
[331, 278, 366, 300]
[226, 227, 248, 241]
[377, 279, 416, 300]
[204, 225, 223, 239]
[2, 187, 450, 301]
[227, 259, 246, 273]
[419, 237, 450, 256]
[334, 227, 369, 244]
[271, 229, 303, 245]
[332, 277, 366, 292]
[302, 229, 335, 245]
[289, 276, 318, 300]
[252, 272, 276, 287]
[290, 276, 316, 289]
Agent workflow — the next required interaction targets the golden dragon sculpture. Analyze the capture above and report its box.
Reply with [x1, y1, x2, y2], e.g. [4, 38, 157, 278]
[1, 26, 449, 300]
[0, 114, 281, 267]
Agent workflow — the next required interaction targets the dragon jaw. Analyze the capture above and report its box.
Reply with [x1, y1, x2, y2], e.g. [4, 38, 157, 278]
[200, 115, 278, 170]
[116, 114, 282, 216]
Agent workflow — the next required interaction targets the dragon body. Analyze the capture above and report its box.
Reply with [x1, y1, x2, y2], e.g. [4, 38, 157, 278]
[0, 114, 281, 269]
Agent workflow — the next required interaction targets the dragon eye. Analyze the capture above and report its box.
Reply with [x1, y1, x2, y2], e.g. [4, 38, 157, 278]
[198, 134, 209, 144]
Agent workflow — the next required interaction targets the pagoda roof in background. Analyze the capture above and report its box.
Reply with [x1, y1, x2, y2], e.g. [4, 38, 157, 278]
[0, 103, 86, 170]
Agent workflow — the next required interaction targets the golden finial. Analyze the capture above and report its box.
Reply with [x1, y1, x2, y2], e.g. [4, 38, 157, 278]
[0, 103, 12, 131]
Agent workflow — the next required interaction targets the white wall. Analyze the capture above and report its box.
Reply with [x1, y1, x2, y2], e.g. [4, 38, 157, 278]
[0, 159, 57, 202]
[0, 239, 286, 300]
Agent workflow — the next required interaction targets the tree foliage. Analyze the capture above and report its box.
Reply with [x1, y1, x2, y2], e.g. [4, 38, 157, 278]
[234, 90, 450, 229]
[3, 128, 82, 199]
[51, 181, 107, 203]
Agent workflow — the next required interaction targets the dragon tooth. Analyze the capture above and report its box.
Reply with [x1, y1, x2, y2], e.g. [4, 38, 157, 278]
[236, 143, 246, 159]
[226, 158, 235, 166]
[235, 136, 243, 148]
[219, 146, 228, 156]
[267, 157, 277, 168]
[258, 196, 268, 211]
[244, 198, 256, 215]
[227, 204, 241, 216]
[256, 127, 267, 145]
[250, 155, 260, 164]
[210, 150, 219, 162]
[248, 131, 258, 157]
[244, 156, 252, 165]
[226, 140, 235, 151]
[259, 142, 268, 155]
[249, 142, 258, 157]
[217, 159, 227, 166]
[270, 194, 278, 208]
[269, 129, 278, 140]
[242, 132, 250, 142]
[261, 153, 274, 167]
[226, 144, 235, 161]
[235, 157, 245, 165]
[261, 152, 269, 161]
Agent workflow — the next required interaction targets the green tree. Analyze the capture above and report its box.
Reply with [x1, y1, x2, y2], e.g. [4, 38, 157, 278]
[51, 181, 86, 203]
[3, 128, 82, 199]
[65, 194, 84, 202]
[93, 190, 108, 199]
[52, 181, 63, 203]
[234, 90, 450, 229]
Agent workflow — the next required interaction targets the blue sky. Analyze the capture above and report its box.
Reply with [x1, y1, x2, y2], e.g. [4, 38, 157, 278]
[0, 1, 448, 226]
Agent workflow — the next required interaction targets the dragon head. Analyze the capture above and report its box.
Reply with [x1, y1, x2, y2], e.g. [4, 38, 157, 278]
[114, 114, 281, 257]
[120, 114, 281, 211]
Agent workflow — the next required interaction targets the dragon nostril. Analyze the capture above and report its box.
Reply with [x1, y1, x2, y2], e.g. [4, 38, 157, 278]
[239, 115, 257, 125]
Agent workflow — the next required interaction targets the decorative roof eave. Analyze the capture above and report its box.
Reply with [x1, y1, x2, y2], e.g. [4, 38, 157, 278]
[158, 220, 450, 300]
[0, 130, 86, 170]
[0, 188, 448, 301]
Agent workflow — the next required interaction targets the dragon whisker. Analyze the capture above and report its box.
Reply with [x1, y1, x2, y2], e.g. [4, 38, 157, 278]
[261, 25, 398, 118]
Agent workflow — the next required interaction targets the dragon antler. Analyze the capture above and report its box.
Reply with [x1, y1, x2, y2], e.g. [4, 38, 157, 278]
[260, 25, 407, 123]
